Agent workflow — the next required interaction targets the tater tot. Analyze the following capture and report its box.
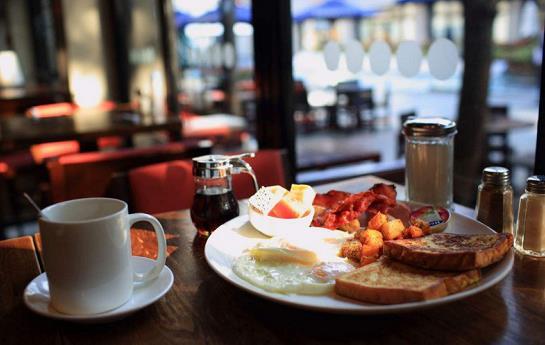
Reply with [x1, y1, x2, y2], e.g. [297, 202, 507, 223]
[411, 218, 431, 235]
[358, 230, 384, 265]
[361, 244, 380, 258]
[339, 219, 360, 232]
[407, 225, 424, 238]
[357, 229, 383, 246]
[368, 212, 388, 231]
[340, 240, 363, 261]
[380, 219, 405, 240]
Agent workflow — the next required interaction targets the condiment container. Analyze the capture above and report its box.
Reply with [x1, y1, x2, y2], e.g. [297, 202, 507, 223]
[403, 117, 457, 209]
[475, 167, 514, 233]
[411, 206, 450, 233]
[190, 153, 259, 237]
[515, 175, 545, 257]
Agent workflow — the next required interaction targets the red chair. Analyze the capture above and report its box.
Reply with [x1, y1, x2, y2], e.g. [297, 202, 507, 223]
[129, 149, 288, 214]
[129, 160, 194, 213]
[26, 102, 76, 118]
[47, 140, 211, 203]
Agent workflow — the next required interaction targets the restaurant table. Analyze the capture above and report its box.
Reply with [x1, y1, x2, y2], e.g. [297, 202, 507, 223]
[0, 86, 71, 117]
[485, 116, 535, 134]
[0, 110, 182, 152]
[2, 176, 545, 345]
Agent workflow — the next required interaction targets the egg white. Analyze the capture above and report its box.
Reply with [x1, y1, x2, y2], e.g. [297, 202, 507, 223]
[232, 228, 355, 295]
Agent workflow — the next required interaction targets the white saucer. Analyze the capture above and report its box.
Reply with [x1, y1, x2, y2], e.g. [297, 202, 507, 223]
[23, 256, 174, 323]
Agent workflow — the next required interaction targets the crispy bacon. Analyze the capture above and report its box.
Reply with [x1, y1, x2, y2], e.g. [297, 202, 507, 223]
[312, 183, 397, 230]
[313, 190, 351, 209]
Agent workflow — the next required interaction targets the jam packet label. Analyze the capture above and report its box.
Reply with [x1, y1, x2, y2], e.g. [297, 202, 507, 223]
[411, 206, 450, 231]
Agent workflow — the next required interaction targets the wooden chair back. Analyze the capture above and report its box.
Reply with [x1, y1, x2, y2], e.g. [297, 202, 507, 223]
[0, 237, 41, 315]
[484, 105, 511, 167]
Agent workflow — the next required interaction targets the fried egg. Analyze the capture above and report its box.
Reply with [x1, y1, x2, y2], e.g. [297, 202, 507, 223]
[232, 227, 355, 295]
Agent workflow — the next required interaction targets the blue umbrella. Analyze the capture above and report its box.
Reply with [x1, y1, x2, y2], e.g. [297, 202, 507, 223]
[397, 0, 435, 3]
[192, 4, 251, 23]
[174, 11, 194, 27]
[294, 0, 377, 22]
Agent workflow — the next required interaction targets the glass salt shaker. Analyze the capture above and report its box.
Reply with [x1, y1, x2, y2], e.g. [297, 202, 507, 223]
[403, 117, 457, 209]
[515, 176, 545, 257]
[475, 167, 514, 233]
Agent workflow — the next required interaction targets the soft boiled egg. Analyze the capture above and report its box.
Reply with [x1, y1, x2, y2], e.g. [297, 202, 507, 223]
[232, 228, 354, 295]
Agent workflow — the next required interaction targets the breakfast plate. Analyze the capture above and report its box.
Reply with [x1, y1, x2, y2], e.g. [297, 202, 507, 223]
[204, 212, 514, 314]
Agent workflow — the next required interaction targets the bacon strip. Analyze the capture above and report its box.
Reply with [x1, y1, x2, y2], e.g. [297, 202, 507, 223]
[312, 183, 397, 229]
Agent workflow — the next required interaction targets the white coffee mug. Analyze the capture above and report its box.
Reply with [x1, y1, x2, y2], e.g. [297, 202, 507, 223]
[39, 198, 166, 315]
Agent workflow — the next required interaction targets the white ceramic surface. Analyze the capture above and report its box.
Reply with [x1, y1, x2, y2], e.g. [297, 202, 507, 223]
[39, 198, 166, 315]
[248, 206, 314, 237]
[205, 213, 514, 314]
[24, 256, 173, 323]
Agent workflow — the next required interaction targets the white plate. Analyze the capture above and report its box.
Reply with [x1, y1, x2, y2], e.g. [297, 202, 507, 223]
[23, 256, 174, 323]
[205, 213, 514, 314]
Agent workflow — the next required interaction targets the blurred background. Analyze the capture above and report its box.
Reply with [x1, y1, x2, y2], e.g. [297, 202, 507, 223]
[0, 0, 543, 237]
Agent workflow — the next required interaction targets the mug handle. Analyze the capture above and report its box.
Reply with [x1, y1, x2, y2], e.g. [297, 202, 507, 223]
[129, 213, 167, 284]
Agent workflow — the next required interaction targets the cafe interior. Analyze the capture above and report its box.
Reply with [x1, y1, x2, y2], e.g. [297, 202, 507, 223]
[1, 0, 545, 343]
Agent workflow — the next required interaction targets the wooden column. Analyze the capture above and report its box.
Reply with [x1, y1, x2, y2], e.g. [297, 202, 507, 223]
[158, 0, 181, 121]
[221, 0, 236, 114]
[103, 0, 131, 103]
[28, 0, 60, 84]
[50, 0, 68, 87]
[535, 36, 545, 175]
[251, 0, 295, 182]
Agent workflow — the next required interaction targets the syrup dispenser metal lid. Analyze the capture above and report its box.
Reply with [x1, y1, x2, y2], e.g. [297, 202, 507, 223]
[192, 153, 258, 193]
[192, 155, 232, 179]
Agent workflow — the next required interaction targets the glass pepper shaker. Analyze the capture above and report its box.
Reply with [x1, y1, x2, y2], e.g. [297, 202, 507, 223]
[475, 167, 514, 233]
[403, 117, 457, 209]
[515, 176, 545, 257]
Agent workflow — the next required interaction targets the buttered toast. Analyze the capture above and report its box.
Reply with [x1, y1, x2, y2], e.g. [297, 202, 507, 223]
[335, 258, 481, 304]
[383, 233, 513, 271]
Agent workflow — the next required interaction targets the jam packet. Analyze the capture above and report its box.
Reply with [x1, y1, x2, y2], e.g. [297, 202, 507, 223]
[411, 206, 450, 233]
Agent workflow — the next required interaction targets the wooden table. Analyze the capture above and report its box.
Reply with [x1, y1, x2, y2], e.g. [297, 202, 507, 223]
[0, 86, 71, 117]
[1, 176, 545, 344]
[0, 110, 182, 152]
[485, 116, 535, 134]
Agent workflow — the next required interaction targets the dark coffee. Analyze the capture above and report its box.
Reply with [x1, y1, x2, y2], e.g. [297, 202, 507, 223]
[190, 187, 239, 237]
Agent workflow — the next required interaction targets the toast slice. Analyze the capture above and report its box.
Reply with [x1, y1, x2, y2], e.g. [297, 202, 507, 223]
[335, 258, 480, 304]
[383, 233, 513, 271]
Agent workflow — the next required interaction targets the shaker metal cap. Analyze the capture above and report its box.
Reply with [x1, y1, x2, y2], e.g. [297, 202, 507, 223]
[526, 175, 545, 194]
[192, 155, 231, 179]
[482, 166, 511, 186]
[403, 117, 457, 137]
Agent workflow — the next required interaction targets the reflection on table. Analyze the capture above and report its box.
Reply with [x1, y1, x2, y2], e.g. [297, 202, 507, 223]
[0, 110, 181, 152]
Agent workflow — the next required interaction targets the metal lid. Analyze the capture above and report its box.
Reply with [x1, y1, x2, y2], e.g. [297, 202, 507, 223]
[482, 166, 511, 186]
[526, 175, 545, 194]
[192, 155, 232, 179]
[403, 117, 457, 137]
